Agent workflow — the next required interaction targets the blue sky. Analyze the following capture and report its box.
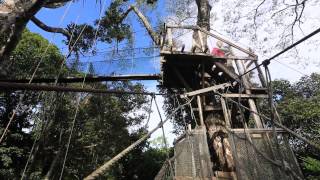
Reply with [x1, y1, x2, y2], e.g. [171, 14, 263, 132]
[27, 0, 164, 76]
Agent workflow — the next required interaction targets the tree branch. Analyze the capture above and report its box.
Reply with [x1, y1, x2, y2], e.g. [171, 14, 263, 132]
[104, 4, 159, 45]
[31, 16, 71, 39]
[130, 5, 160, 45]
[43, 0, 72, 8]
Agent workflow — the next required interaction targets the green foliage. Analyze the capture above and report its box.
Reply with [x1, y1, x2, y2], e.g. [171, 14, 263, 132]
[10, 29, 65, 79]
[272, 73, 320, 178]
[65, 23, 96, 55]
[302, 157, 320, 180]
[0, 29, 66, 178]
[1, 29, 166, 179]
[98, 0, 132, 44]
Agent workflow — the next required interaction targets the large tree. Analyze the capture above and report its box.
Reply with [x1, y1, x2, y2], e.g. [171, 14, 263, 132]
[0, 29, 66, 179]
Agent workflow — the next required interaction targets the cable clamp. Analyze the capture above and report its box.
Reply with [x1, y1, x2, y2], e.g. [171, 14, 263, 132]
[262, 59, 271, 67]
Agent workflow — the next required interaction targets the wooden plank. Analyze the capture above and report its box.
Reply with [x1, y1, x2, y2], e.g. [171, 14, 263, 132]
[222, 94, 268, 98]
[171, 66, 192, 91]
[160, 50, 256, 61]
[246, 60, 254, 69]
[197, 95, 205, 126]
[221, 98, 231, 128]
[167, 27, 173, 49]
[198, 28, 257, 58]
[0, 82, 162, 95]
[235, 60, 263, 128]
[192, 106, 222, 112]
[215, 171, 237, 179]
[231, 128, 286, 133]
[181, 83, 232, 97]
[165, 24, 257, 57]
[214, 62, 241, 83]
[0, 74, 161, 83]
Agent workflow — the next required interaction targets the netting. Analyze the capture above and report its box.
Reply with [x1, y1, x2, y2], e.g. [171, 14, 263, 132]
[156, 129, 303, 180]
[229, 131, 303, 180]
[67, 47, 160, 76]
[173, 128, 213, 179]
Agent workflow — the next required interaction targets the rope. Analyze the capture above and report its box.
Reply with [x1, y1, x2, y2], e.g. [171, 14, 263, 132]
[79, 55, 161, 63]
[273, 59, 307, 76]
[154, 95, 174, 177]
[0, 0, 73, 144]
[236, 81, 264, 178]
[228, 81, 303, 180]
[226, 128, 303, 180]
[20, 13, 85, 179]
[264, 64, 300, 179]
[176, 95, 196, 179]
[58, 66, 89, 180]
[240, 26, 320, 77]
[84, 98, 193, 180]
[20, 103, 46, 180]
[143, 96, 154, 129]
[215, 90, 320, 151]
[58, 0, 108, 178]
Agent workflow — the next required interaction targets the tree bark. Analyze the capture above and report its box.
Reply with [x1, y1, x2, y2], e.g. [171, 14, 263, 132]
[192, 0, 211, 51]
[0, 0, 72, 76]
[193, 0, 236, 172]
[30, 16, 71, 39]
[0, 0, 45, 76]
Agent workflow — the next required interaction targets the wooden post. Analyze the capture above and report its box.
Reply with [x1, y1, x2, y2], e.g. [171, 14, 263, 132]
[161, 24, 167, 50]
[197, 95, 205, 127]
[254, 61, 267, 87]
[167, 27, 173, 51]
[235, 60, 263, 128]
[198, 30, 204, 52]
[221, 97, 231, 128]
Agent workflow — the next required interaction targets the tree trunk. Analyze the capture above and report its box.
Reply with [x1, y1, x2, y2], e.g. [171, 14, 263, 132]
[44, 147, 62, 180]
[0, 0, 71, 76]
[194, 0, 235, 172]
[192, 0, 211, 51]
[0, 0, 47, 76]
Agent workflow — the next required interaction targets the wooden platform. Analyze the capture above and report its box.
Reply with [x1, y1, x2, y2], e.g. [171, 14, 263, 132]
[160, 51, 238, 88]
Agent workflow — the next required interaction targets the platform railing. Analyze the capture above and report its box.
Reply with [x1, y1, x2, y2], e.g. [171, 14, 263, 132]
[160, 24, 258, 59]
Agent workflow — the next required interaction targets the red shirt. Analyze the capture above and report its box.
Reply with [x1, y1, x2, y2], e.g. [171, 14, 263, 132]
[211, 48, 225, 57]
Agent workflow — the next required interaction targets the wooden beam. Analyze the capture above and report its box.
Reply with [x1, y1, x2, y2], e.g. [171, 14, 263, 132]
[246, 60, 255, 69]
[0, 82, 162, 95]
[222, 94, 268, 98]
[213, 62, 241, 82]
[221, 97, 231, 128]
[196, 95, 205, 127]
[199, 27, 257, 58]
[234, 60, 263, 128]
[192, 106, 222, 112]
[231, 128, 286, 134]
[171, 66, 192, 91]
[165, 25, 258, 57]
[160, 50, 256, 61]
[167, 27, 173, 50]
[181, 83, 231, 97]
[0, 74, 161, 83]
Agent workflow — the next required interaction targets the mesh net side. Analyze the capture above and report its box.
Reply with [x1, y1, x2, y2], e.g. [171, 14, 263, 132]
[174, 129, 213, 178]
[229, 132, 303, 180]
